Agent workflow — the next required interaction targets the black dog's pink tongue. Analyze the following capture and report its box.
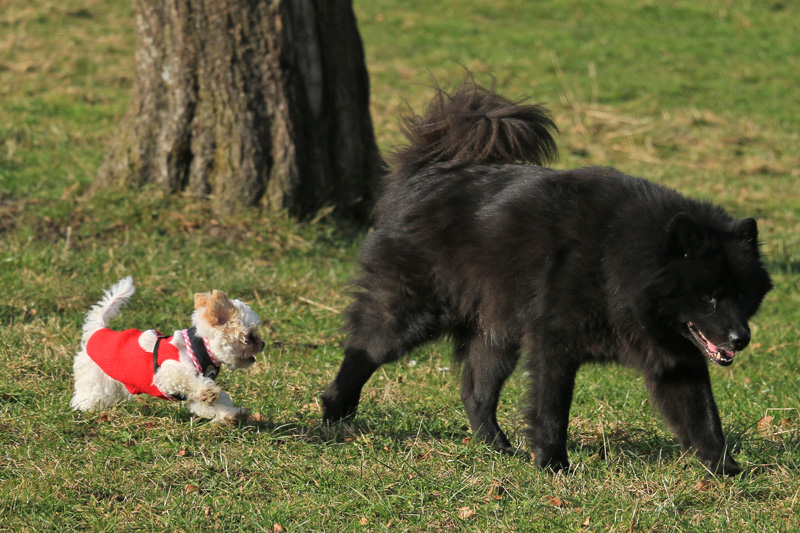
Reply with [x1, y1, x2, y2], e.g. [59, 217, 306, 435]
[707, 339, 736, 359]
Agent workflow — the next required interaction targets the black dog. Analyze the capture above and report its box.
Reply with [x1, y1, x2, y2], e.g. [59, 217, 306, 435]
[322, 81, 772, 475]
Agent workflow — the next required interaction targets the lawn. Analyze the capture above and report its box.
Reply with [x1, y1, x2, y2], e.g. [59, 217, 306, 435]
[1, 0, 799, 530]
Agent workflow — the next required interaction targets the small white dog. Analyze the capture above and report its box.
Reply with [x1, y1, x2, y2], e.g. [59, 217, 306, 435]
[71, 277, 265, 423]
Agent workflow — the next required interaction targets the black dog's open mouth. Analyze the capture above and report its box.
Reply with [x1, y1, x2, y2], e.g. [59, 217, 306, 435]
[687, 323, 735, 366]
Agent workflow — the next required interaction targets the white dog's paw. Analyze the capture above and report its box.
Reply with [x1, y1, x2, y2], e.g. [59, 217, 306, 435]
[199, 383, 222, 404]
[214, 407, 250, 425]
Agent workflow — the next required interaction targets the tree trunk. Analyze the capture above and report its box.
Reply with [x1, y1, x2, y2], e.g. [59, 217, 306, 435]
[94, 0, 383, 220]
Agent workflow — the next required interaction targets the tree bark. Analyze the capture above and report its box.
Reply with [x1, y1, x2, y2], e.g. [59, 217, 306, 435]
[94, 0, 383, 220]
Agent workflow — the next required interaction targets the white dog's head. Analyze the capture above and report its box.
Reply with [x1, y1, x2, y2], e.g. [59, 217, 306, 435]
[191, 290, 265, 369]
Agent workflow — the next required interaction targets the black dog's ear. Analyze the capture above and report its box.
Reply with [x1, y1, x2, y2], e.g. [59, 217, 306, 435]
[666, 212, 706, 257]
[733, 217, 758, 243]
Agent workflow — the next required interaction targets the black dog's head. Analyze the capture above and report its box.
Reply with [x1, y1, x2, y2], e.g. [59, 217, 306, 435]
[659, 212, 772, 366]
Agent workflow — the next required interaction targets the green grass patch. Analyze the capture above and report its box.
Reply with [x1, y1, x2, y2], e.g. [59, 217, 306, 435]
[2, 0, 799, 530]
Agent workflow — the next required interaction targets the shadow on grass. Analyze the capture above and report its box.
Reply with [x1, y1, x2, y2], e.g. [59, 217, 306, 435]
[253, 414, 800, 478]
[248, 414, 691, 467]
[70, 399, 799, 477]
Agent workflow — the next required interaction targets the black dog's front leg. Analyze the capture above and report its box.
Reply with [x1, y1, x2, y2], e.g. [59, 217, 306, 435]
[644, 362, 740, 475]
[525, 354, 579, 472]
[321, 346, 379, 422]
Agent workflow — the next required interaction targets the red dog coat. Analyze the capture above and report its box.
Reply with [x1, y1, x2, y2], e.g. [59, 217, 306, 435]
[86, 328, 182, 399]
[87, 327, 221, 401]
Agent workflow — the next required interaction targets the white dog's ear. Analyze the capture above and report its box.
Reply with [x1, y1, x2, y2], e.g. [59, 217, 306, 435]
[204, 290, 236, 326]
[194, 292, 210, 309]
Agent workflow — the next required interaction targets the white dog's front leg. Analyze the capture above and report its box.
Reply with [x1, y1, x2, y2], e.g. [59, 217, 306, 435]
[188, 390, 250, 424]
[156, 361, 246, 424]
[154, 361, 220, 405]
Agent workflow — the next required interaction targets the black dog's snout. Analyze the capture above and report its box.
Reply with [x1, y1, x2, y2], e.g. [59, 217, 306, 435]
[728, 326, 750, 351]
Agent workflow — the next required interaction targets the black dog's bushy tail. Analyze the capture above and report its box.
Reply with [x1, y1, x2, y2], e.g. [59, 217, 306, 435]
[393, 79, 558, 172]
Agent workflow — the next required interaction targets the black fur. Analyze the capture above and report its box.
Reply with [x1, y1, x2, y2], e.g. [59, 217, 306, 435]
[322, 81, 773, 475]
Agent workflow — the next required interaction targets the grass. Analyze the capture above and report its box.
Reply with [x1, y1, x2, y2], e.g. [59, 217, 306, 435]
[1, 0, 799, 530]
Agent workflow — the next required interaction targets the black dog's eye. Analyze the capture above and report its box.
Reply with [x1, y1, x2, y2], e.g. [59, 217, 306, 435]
[702, 294, 717, 310]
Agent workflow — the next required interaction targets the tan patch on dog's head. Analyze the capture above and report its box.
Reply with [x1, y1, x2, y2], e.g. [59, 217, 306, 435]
[194, 292, 210, 310]
[196, 290, 239, 327]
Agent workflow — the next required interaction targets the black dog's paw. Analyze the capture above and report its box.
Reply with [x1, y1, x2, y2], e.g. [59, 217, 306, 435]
[321, 388, 359, 423]
[705, 456, 742, 477]
[500, 446, 527, 457]
[533, 449, 571, 473]
[491, 444, 529, 458]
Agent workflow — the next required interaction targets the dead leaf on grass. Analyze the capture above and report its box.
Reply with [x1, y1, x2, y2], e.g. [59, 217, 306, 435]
[301, 402, 320, 413]
[546, 495, 569, 508]
[249, 412, 267, 422]
[484, 480, 506, 501]
[457, 506, 475, 520]
[695, 479, 714, 492]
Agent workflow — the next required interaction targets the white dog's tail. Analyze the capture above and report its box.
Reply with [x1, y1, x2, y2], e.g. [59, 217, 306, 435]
[81, 276, 136, 344]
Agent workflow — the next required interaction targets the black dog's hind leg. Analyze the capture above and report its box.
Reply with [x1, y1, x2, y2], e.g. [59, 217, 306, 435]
[322, 332, 440, 422]
[321, 288, 442, 423]
[644, 362, 741, 475]
[458, 334, 521, 454]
